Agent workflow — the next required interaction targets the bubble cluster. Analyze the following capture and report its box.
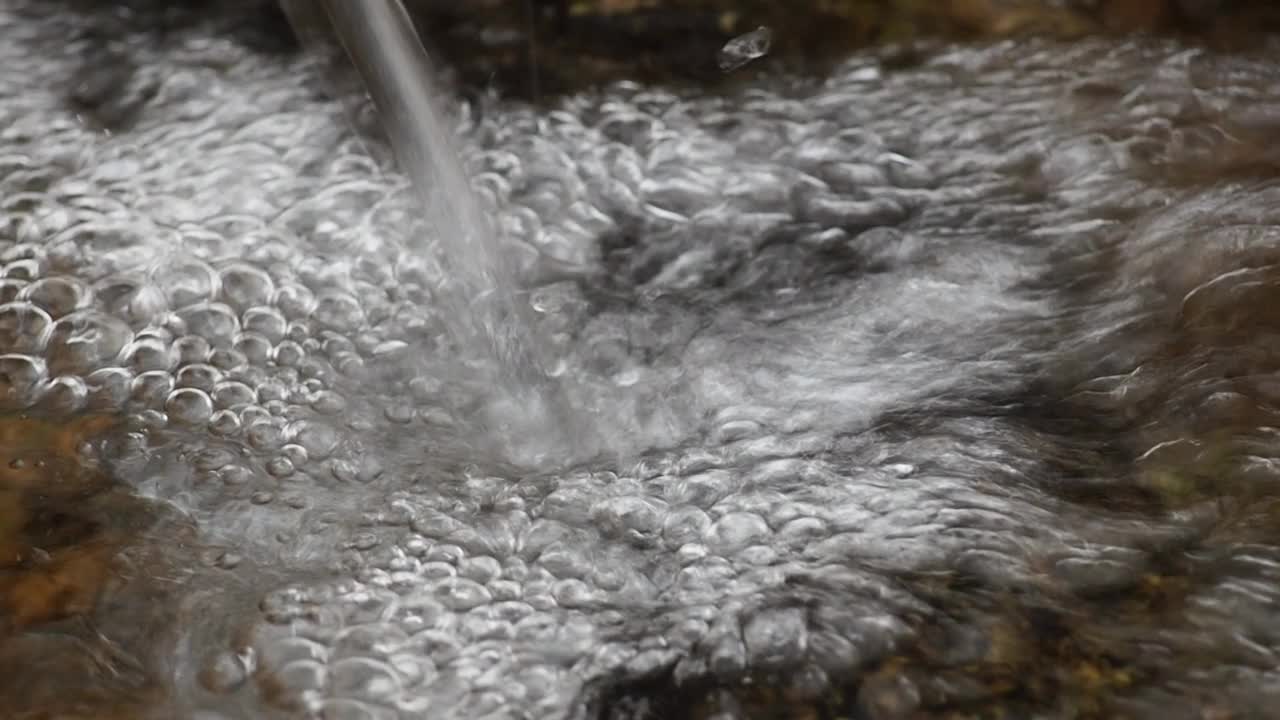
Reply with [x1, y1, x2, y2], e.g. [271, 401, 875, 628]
[6, 2, 1280, 719]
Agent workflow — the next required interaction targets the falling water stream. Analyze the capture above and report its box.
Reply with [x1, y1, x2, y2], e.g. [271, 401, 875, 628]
[281, 0, 587, 467]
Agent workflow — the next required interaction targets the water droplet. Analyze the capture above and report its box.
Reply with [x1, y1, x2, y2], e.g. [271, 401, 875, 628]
[719, 26, 772, 72]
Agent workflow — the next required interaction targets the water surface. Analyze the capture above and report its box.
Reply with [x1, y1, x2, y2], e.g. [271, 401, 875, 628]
[1, 2, 1280, 718]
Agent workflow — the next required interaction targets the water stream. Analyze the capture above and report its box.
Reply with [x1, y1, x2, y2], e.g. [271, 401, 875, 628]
[280, 0, 598, 468]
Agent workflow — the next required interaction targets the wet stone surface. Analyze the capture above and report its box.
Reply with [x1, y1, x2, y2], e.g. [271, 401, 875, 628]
[3, 2, 1280, 719]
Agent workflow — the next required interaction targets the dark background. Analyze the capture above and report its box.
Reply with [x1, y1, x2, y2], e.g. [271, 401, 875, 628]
[40, 0, 1280, 101]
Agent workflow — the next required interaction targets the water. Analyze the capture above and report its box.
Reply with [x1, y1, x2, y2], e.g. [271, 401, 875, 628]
[719, 26, 773, 72]
[3, 2, 1280, 719]
[278, 0, 591, 468]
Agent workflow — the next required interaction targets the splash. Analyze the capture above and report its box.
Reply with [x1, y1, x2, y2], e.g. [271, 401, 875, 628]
[281, 0, 590, 467]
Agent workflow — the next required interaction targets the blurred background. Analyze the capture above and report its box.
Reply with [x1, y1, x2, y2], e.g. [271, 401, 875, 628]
[51, 0, 1280, 102]
[401, 0, 1280, 97]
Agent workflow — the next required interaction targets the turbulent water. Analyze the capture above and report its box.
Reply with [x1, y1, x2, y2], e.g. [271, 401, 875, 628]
[280, 0, 587, 468]
[3, 1, 1280, 719]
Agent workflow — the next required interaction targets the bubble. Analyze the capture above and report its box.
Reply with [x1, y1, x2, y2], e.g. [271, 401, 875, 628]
[242, 306, 287, 342]
[211, 380, 257, 408]
[93, 274, 167, 329]
[312, 390, 347, 415]
[219, 261, 275, 311]
[711, 419, 763, 444]
[177, 302, 241, 347]
[247, 420, 286, 451]
[273, 283, 317, 318]
[332, 353, 365, 378]
[118, 336, 178, 372]
[194, 448, 235, 472]
[384, 404, 414, 424]
[199, 651, 250, 694]
[43, 310, 132, 375]
[208, 347, 248, 372]
[175, 363, 224, 392]
[0, 279, 26, 303]
[285, 320, 311, 343]
[436, 578, 492, 611]
[270, 659, 327, 703]
[18, 276, 90, 317]
[272, 340, 306, 367]
[35, 375, 88, 415]
[136, 408, 169, 431]
[152, 258, 220, 308]
[4, 258, 40, 281]
[314, 291, 365, 331]
[173, 335, 211, 364]
[240, 406, 272, 428]
[266, 456, 295, 477]
[706, 512, 771, 553]
[257, 379, 288, 403]
[130, 370, 175, 409]
[220, 464, 256, 486]
[552, 578, 596, 608]
[280, 443, 309, 467]
[217, 553, 245, 572]
[459, 556, 502, 585]
[209, 409, 242, 437]
[662, 507, 712, 549]
[322, 335, 356, 358]
[0, 301, 51, 353]
[166, 387, 215, 425]
[742, 607, 807, 670]
[290, 420, 340, 459]
[85, 367, 132, 411]
[234, 332, 273, 365]
[317, 699, 399, 720]
[329, 656, 403, 703]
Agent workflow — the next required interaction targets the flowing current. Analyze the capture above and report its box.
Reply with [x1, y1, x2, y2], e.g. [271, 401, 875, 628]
[3, 2, 1280, 720]
[280, 0, 591, 467]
